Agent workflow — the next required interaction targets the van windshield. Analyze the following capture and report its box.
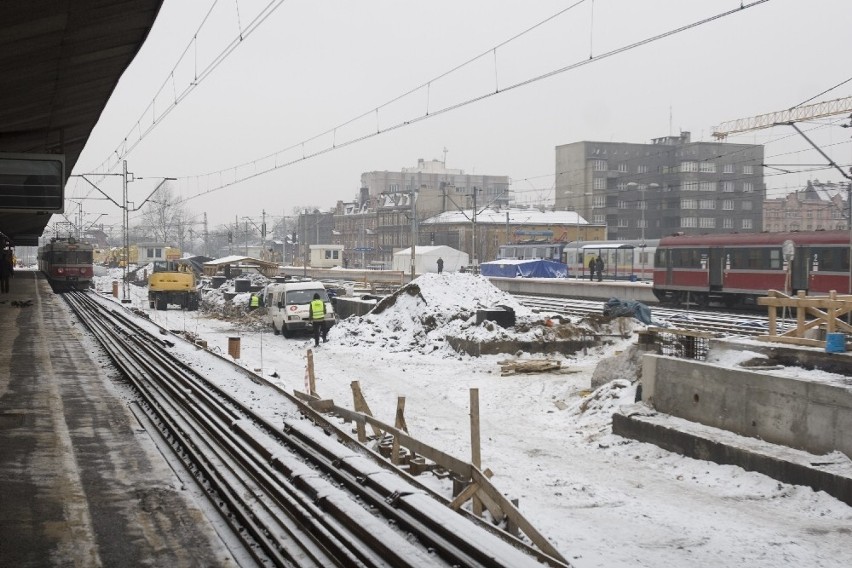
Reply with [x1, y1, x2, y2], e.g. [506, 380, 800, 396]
[286, 289, 327, 304]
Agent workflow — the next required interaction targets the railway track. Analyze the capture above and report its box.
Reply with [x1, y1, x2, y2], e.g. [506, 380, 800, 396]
[512, 295, 791, 338]
[64, 291, 564, 568]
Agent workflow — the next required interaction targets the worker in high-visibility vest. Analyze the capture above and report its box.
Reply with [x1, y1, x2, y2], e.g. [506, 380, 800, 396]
[249, 293, 260, 310]
[310, 293, 327, 347]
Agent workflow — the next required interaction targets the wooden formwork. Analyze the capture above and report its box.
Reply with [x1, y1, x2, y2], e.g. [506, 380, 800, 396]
[757, 289, 852, 348]
[292, 377, 568, 566]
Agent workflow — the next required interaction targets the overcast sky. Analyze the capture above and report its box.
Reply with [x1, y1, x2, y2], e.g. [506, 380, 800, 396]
[66, 0, 852, 234]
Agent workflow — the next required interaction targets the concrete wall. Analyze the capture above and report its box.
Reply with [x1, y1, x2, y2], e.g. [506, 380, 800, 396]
[489, 277, 658, 304]
[642, 355, 852, 458]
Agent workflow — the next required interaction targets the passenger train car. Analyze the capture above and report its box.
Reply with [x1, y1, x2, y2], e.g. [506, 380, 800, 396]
[38, 237, 94, 292]
[563, 240, 658, 281]
[653, 230, 852, 307]
[497, 239, 658, 280]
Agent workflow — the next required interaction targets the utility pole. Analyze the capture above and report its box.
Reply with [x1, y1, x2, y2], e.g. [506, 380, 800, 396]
[409, 189, 417, 282]
[471, 187, 478, 268]
[122, 160, 130, 302]
[203, 212, 208, 257]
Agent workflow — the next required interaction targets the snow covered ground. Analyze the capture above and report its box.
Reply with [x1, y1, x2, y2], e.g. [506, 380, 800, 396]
[91, 269, 852, 568]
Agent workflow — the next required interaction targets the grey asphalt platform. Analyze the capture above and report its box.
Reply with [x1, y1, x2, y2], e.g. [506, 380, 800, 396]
[0, 270, 237, 567]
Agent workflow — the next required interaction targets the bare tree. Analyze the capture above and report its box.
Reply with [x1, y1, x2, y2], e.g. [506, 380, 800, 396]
[138, 185, 190, 246]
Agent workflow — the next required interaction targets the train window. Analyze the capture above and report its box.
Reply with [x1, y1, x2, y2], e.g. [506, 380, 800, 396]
[812, 247, 849, 272]
[671, 248, 703, 268]
[769, 249, 781, 270]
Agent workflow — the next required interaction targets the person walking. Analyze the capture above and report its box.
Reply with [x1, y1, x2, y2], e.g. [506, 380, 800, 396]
[0, 250, 13, 293]
[437, 256, 444, 273]
[310, 292, 327, 347]
[588, 256, 596, 282]
[595, 255, 604, 282]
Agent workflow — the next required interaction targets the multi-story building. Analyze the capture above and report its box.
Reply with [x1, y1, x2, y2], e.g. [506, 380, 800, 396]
[421, 207, 605, 264]
[361, 158, 511, 216]
[763, 180, 849, 232]
[555, 131, 765, 240]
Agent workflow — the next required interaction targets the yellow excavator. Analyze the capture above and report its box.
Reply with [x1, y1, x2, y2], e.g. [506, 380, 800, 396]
[148, 260, 200, 311]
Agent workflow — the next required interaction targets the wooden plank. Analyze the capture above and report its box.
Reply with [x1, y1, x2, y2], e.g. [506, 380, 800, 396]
[470, 467, 568, 564]
[351, 381, 382, 438]
[755, 335, 825, 347]
[395, 396, 408, 433]
[470, 388, 482, 517]
[449, 482, 480, 511]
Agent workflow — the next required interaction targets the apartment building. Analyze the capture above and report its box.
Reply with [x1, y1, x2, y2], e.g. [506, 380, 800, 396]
[555, 131, 765, 240]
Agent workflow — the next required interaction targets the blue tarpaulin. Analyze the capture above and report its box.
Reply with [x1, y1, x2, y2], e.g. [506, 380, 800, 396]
[603, 297, 653, 324]
[480, 259, 569, 278]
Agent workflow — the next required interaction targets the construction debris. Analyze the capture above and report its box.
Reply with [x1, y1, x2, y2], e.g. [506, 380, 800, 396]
[499, 358, 563, 376]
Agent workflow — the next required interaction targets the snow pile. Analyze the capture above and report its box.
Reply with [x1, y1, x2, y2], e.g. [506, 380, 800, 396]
[330, 272, 602, 354]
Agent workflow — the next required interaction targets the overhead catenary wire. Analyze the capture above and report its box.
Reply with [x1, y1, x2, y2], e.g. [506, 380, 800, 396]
[176, 0, 772, 204]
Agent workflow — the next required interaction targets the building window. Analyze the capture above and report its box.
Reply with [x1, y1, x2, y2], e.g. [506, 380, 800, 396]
[681, 161, 698, 172]
[618, 163, 628, 173]
[700, 181, 716, 192]
[742, 219, 753, 229]
[617, 200, 628, 209]
[743, 165, 753, 174]
[743, 182, 754, 193]
[723, 164, 735, 174]
[681, 199, 698, 209]
[681, 217, 698, 228]
[722, 199, 734, 210]
[618, 218, 629, 227]
[593, 214, 605, 224]
[683, 181, 699, 191]
[699, 199, 716, 209]
[637, 165, 648, 174]
[593, 177, 606, 190]
[700, 162, 716, 173]
[722, 181, 735, 193]
[593, 195, 606, 208]
[723, 218, 733, 229]
[617, 182, 627, 191]
[638, 219, 647, 228]
[593, 160, 607, 171]
[699, 217, 716, 228]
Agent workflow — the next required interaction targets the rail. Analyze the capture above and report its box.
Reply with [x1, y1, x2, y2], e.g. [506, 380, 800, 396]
[64, 290, 570, 568]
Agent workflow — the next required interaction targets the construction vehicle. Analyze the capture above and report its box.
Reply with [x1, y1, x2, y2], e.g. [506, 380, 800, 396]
[148, 260, 200, 311]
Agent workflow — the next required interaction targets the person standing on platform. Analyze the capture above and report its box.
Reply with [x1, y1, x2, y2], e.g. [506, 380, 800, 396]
[595, 255, 604, 282]
[0, 250, 13, 293]
[437, 256, 444, 273]
[588, 257, 596, 282]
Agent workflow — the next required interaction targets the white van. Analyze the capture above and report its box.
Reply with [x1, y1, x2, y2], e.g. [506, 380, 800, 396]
[264, 279, 337, 338]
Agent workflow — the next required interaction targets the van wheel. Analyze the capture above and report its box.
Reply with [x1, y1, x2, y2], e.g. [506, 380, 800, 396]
[282, 327, 294, 339]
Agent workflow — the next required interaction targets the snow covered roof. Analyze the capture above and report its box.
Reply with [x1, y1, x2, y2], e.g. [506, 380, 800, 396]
[392, 245, 465, 257]
[204, 255, 278, 268]
[422, 208, 587, 226]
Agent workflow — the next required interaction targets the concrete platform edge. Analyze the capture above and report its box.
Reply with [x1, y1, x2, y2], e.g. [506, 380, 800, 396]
[612, 410, 852, 507]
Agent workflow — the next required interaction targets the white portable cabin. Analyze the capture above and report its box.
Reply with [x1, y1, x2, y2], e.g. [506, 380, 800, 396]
[309, 244, 345, 268]
[392, 245, 469, 274]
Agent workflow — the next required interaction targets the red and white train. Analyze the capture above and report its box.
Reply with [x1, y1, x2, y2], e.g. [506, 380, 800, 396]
[653, 230, 852, 307]
[38, 237, 94, 292]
